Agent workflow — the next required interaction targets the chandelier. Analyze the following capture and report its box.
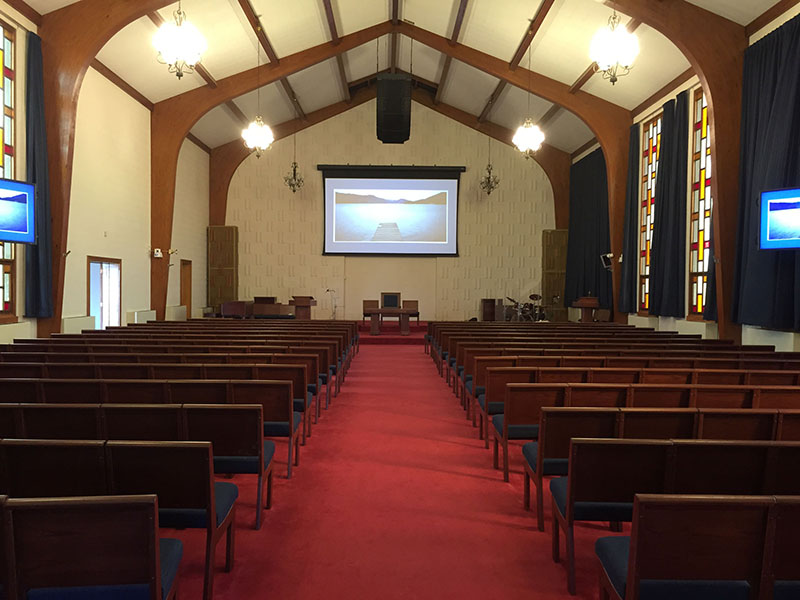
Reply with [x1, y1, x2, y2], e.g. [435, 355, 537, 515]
[284, 135, 304, 192]
[590, 11, 639, 85]
[242, 27, 274, 157]
[513, 39, 545, 158]
[152, 1, 207, 80]
[479, 137, 500, 196]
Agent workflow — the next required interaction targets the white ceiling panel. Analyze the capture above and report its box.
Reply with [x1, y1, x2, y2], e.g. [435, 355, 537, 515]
[396, 37, 445, 85]
[24, 0, 79, 13]
[189, 104, 244, 148]
[541, 107, 595, 153]
[687, 0, 780, 25]
[344, 35, 390, 83]
[529, 0, 610, 85]
[250, 0, 329, 58]
[490, 84, 555, 132]
[155, 0, 254, 81]
[581, 24, 691, 110]
[336, 0, 389, 36]
[287, 59, 344, 113]
[96, 17, 208, 103]
[439, 59, 500, 117]
[403, 0, 457, 38]
[460, 0, 544, 62]
[234, 82, 297, 128]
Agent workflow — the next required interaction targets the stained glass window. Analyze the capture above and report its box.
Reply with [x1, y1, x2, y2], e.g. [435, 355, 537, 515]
[0, 20, 15, 319]
[689, 89, 712, 316]
[639, 113, 662, 312]
[0, 242, 13, 315]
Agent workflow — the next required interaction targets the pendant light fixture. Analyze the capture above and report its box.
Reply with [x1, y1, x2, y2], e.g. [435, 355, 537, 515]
[284, 134, 304, 193]
[152, 0, 207, 80]
[513, 42, 545, 158]
[590, 10, 639, 85]
[479, 136, 500, 196]
[242, 26, 274, 158]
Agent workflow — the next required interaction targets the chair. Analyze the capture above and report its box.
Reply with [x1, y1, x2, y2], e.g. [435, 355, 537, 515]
[402, 299, 419, 324]
[362, 300, 379, 327]
[107, 441, 236, 600]
[380, 292, 401, 309]
[4, 494, 181, 600]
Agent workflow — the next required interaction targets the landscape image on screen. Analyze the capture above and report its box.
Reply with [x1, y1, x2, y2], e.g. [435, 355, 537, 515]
[767, 199, 800, 241]
[333, 188, 447, 243]
[0, 189, 29, 234]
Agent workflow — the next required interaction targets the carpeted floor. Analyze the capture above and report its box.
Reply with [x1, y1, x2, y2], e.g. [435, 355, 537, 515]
[169, 344, 619, 599]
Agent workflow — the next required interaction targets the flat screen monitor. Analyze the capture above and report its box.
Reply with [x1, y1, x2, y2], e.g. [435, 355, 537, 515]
[0, 179, 35, 244]
[760, 187, 800, 250]
[319, 165, 464, 256]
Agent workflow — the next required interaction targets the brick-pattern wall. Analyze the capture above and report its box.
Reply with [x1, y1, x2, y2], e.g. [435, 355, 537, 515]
[227, 100, 554, 321]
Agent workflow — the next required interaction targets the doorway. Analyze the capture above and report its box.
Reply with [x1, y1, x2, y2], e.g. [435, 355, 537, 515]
[87, 256, 121, 330]
[180, 259, 192, 318]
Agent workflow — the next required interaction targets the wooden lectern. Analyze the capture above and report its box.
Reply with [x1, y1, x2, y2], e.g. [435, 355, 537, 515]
[289, 296, 317, 320]
[573, 296, 600, 323]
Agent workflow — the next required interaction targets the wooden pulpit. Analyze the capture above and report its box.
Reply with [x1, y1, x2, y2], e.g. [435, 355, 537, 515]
[289, 296, 317, 320]
[573, 296, 600, 323]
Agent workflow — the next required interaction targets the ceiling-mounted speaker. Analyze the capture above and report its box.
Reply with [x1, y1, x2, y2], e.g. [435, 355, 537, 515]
[376, 73, 411, 144]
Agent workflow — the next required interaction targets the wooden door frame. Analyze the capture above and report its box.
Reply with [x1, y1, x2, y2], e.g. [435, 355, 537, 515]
[86, 256, 122, 326]
[180, 259, 192, 318]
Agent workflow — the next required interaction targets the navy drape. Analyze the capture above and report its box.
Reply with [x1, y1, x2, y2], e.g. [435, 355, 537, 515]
[732, 15, 800, 329]
[649, 91, 689, 317]
[564, 148, 613, 310]
[23, 32, 53, 318]
[618, 124, 640, 314]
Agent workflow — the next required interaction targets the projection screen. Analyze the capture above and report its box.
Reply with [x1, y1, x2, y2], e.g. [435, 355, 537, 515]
[318, 165, 464, 256]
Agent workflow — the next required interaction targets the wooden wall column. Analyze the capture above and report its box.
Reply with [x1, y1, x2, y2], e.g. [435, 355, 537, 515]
[36, 0, 173, 337]
[609, 0, 747, 340]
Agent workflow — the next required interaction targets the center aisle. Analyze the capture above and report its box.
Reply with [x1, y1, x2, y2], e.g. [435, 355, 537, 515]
[183, 344, 597, 599]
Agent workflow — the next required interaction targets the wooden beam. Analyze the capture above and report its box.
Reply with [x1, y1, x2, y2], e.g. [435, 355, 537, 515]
[322, 0, 351, 102]
[509, 0, 556, 68]
[477, 81, 506, 123]
[746, 0, 800, 36]
[435, 0, 469, 105]
[225, 100, 250, 127]
[537, 103, 562, 129]
[411, 87, 571, 229]
[322, 0, 340, 44]
[5, 0, 42, 26]
[390, 0, 399, 73]
[91, 59, 154, 111]
[147, 11, 217, 88]
[187, 133, 211, 154]
[335, 55, 351, 102]
[209, 85, 378, 226]
[570, 137, 599, 160]
[631, 67, 694, 117]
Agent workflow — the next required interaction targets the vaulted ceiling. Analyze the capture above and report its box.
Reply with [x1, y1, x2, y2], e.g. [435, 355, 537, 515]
[26, 0, 782, 154]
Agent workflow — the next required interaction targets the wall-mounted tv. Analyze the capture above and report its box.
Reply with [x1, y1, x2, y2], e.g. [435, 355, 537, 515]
[318, 164, 464, 256]
[0, 178, 36, 244]
[760, 187, 800, 250]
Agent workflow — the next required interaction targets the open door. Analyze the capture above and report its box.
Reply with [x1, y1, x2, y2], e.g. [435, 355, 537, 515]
[180, 259, 192, 318]
[87, 256, 121, 330]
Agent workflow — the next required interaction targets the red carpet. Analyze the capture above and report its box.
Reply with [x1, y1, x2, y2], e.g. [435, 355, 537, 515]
[169, 345, 617, 599]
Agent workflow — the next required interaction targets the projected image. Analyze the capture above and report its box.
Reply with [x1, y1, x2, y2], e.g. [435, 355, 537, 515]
[0, 189, 29, 234]
[767, 199, 800, 241]
[334, 188, 447, 243]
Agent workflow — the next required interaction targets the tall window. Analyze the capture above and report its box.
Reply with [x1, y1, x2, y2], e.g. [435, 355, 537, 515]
[639, 113, 662, 312]
[689, 89, 712, 315]
[0, 21, 14, 323]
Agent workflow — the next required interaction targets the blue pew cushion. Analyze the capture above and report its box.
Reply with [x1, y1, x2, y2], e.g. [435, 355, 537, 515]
[465, 381, 484, 396]
[213, 481, 239, 526]
[775, 582, 800, 600]
[27, 585, 152, 599]
[292, 392, 313, 412]
[595, 535, 629, 598]
[307, 383, 316, 395]
[550, 477, 633, 522]
[477, 395, 504, 415]
[159, 538, 183, 599]
[263, 412, 302, 437]
[449, 357, 457, 367]
[457, 366, 464, 378]
[213, 441, 275, 475]
[158, 482, 238, 529]
[521, 442, 569, 476]
[491, 415, 539, 440]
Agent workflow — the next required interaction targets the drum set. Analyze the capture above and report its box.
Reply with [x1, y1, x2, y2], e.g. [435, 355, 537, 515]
[505, 293, 547, 322]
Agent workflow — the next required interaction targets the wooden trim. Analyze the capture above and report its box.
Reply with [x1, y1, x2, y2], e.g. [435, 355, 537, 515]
[477, 81, 506, 123]
[0, 249, 16, 320]
[449, 0, 469, 43]
[86, 256, 122, 328]
[435, 0, 469, 105]
[91, 59, 154, 111]
[237, 0, 278, 63]
[570, 137, 599, 161]
[685, 312, 709, 323]
[434, 56, 452, 104]
[224, 100, 250, 127]
[186, 133, 210, 154]
[745, 0, 800, 36]
[569, 63, 597, 94]
[322, 0, 339, 44]
[3, 0, 41, 27]
[631, 67, 695, 118]
[509, 0, 557, 68]
[279, 79, 306, 120]
[538, 104, 562, 128]
[0, 313, 19, 325]
[335, 55, 351, 102]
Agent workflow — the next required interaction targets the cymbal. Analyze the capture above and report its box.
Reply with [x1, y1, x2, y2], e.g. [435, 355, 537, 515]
[529, 294, 541, 301]
[506, 296, 518, 304]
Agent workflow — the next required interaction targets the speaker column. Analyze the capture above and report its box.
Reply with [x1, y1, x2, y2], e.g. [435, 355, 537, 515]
[376, 73, 412, 144]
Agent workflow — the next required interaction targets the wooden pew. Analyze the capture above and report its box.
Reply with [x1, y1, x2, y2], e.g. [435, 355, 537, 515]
[4, 495, 181, 600]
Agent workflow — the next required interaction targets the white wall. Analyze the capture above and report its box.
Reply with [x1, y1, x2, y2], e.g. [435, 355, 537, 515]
[227, 100, 556, 321]
[167, 140, 209, 317]
[63, 67, 152, 324]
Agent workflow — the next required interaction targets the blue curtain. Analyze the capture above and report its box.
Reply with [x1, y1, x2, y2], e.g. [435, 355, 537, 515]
[564, 148, 613, 310]
[23, 32, 53, 318]
[618, 124, 640, 314]
[648, 91, 689, 317]
[732, 14, 800, 329]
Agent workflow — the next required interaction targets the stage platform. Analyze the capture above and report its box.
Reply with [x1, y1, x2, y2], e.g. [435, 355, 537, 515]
[358, 321, 427, 345]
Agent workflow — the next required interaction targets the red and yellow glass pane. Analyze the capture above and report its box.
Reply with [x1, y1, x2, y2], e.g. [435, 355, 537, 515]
[639, 114, 662, 311]
[690, 89, 712, 315]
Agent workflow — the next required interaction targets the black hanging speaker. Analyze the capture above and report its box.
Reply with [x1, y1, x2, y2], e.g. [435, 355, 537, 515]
[376, 73, 412, 144]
